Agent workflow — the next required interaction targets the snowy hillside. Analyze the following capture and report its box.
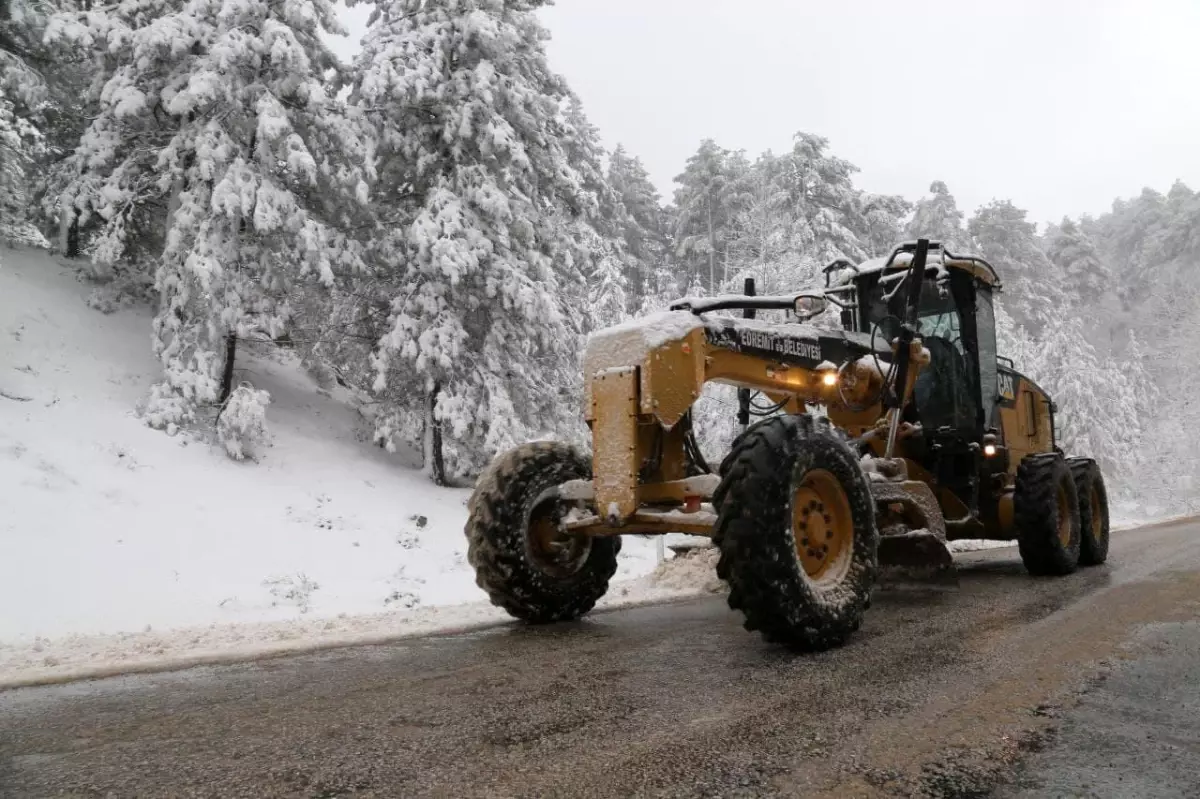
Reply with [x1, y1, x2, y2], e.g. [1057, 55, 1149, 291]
[0, 246, 712, 683]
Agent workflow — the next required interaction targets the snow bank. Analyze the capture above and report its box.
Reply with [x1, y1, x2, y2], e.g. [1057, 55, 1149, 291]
[0, 542, 725, 688]
[0, 248, 725, 685]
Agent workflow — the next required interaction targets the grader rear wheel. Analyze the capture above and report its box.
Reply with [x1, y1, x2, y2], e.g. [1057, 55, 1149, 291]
[465, 441, 619, 623]
[1069, 458, 1110, 566]
[1014, 453, 1081, 576]
[714, 415, 877, 651]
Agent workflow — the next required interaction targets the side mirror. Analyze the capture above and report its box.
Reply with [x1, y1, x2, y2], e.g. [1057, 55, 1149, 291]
[793, 294, 828, 321]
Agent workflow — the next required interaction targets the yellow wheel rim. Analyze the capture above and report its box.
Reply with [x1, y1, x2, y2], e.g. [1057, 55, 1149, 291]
[1090, 484, 1104, 542]
[1056, 482, 1072, 547]
[791, 469, 854, 586]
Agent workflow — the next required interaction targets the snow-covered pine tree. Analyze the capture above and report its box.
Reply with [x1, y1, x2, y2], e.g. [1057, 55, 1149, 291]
[997, 304, 1147, 496]
[23, 1, 99, 260]
[673, 139, 751, 293]
[354, 0, 606, 481]
[559, 94, 627, 330]
[0, 83, 43, 247]
[722, 133, 874, 296]
[607, 144, 667, 309]
[968, 199, 1067, 335]
[49, 0, 369, 428]
[0, 0, 50, 249]
[1080, 182, 1200, 514]
[905, 180, 971, 251]
[772, 132, 870, 268]
[44, 0, 180, 271]
[856, 191, 912, 258]
[1043, 216, 1113, 310]
[1043, 215, 1122, 349]
[723, 150, 800, 295]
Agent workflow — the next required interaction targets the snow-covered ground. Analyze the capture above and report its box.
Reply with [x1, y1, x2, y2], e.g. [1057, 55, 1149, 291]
[0, 245, 1175, 688]
[0, 246, 720, 685]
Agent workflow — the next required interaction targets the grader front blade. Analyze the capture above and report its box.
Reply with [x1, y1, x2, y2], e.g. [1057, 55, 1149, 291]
[869, 480, 958, 591]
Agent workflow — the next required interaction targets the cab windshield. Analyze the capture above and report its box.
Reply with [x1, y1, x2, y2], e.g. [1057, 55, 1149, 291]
[859, 272, 976, 433]
[860, 273, 961, 347]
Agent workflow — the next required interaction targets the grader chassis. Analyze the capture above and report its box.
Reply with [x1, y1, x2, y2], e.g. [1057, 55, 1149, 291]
[466, 239, 1111, 650]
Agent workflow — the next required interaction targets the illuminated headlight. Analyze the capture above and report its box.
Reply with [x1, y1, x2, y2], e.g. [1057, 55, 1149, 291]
[821, 372, 838, 387]
[984, 444, 997, 457]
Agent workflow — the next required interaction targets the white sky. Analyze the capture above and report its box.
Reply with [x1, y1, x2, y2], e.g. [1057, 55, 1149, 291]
[330, 0, 1200, 228]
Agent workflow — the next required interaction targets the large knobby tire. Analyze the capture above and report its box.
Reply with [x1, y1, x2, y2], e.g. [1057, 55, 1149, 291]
[1069, 458, 1110, 566]
[1014, 453, 1081, 576]
[466, 441, 619, 623]
[714, 415, 878, 651]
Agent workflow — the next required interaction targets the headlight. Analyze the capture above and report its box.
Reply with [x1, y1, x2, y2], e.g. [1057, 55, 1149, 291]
[821, 371, 838, 387]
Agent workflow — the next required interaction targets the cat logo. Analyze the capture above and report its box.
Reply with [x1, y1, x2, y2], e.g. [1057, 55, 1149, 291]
[998, 372, 1016, 401]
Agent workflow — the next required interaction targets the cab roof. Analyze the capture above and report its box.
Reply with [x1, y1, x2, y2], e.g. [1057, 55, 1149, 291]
[830, 241, 1002, 289]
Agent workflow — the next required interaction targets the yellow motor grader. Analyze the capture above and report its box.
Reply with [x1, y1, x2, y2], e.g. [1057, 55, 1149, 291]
[465, 239, 1110, 650]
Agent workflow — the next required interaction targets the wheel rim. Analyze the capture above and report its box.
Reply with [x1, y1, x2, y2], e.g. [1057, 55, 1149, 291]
[1090, 484, 1105, 542]
[791, 468, 854, 586]
[528, 501, 591, 578]
[1056, 482, 1072, 547]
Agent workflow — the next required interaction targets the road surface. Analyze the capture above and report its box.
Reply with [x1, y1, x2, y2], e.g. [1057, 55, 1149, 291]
[3, 517, 1200, 798]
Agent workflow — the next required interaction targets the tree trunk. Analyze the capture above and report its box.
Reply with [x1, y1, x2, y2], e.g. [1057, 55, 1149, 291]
[218, 333, 237, 407]
[64, 215, 80, 259]
[425, 382, 447, 486]
[706, 201, 716, 293]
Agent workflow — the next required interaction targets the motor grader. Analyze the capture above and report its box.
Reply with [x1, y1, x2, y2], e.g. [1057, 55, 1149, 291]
[465, 239, 1110, 650]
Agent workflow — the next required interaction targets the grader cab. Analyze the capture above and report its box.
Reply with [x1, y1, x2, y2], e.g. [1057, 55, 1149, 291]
[465, 239, 1110, 650]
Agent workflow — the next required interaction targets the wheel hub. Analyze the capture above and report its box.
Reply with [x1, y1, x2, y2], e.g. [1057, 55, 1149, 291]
[528, 503, 591, 578]
[791, 469, 854, 585]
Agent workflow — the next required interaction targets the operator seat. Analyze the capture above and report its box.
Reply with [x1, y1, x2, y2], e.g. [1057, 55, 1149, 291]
[913, 336, 976, 434]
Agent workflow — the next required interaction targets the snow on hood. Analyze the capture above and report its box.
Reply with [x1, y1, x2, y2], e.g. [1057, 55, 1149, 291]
[586, 310, 704, 353]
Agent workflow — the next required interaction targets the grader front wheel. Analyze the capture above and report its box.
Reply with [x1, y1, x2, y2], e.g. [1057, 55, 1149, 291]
[714, 415, 878, 651]
[465, 441, 619, 623]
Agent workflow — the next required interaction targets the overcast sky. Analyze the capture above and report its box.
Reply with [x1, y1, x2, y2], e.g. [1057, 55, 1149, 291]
[330, 0, 1200, 229]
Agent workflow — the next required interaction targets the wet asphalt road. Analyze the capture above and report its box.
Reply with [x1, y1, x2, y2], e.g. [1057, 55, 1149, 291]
[2, 518, 1200, 799]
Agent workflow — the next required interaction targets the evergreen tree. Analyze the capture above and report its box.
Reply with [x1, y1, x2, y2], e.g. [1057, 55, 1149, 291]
[724, 150, 800, 295]
[672, 139, 750, 292]
[968, 199, 1066, 334]
[771, 132, 869, 267]
[856, 192, 911, 257]
[0, 0, 51, 248]
[49, 0, 369, 427]
[607, 143, 667, 307]
[559, 94, 626, 328]
[1044, 216, 1112, 309]
[721, 134, 877, 296]
[1043, 215, 1124, 350]
[353, 0, 601, 480]
[905, 180, 970, 250]
[998, 306, 1149, 494]
[0, 82, 43, 247]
